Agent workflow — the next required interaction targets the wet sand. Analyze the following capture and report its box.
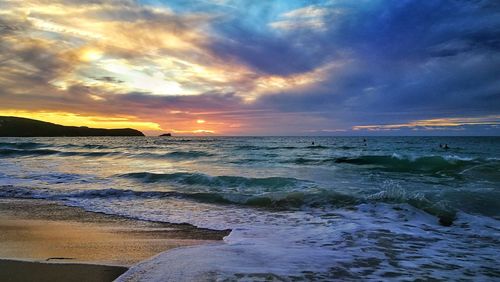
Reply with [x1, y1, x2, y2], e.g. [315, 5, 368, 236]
[0, 259, 128, 282]
[0, 198, 230, 282]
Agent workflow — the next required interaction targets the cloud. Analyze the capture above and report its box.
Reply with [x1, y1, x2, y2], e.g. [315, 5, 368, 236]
[353, 115, 500, 131]
[269, 5, 331, 32]
[246, 0, 500, 131]
[0, 0, 498, 135]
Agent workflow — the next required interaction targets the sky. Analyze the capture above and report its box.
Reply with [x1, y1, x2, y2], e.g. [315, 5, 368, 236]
[0, 0, 499, 136]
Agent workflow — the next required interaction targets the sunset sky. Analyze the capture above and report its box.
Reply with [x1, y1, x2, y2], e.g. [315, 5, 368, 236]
[0, 0, 499, 135]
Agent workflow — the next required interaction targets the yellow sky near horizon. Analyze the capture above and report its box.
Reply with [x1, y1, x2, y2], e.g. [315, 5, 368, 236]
[0, 110, 229, 135]
[0, 110, 162, 131]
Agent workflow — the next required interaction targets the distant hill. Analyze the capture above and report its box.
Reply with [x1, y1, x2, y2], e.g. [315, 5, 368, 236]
[0, 116, 145, 137]
[159, 133, 172, 137]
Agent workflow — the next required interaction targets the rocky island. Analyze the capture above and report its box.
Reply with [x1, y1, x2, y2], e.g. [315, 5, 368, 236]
[0, 116, 145, 137]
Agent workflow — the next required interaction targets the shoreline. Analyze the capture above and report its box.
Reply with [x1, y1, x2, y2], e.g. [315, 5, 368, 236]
[0, 198, 230, 282]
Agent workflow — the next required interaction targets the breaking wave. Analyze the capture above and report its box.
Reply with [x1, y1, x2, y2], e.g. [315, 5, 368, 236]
[333, 154, 478, 172]
[120, 172, 306, 191]
[288, 154, 499, 176]
[0, 183, 462, 224]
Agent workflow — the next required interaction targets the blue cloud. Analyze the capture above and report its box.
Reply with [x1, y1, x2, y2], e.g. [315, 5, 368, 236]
[236, 0, 500, 132]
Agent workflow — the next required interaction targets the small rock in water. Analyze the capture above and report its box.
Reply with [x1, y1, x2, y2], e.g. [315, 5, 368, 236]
[438, 215, 454, 226]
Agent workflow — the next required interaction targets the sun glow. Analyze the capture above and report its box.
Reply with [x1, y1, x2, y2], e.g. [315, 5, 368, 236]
[80, 49, 103, 62]
[171, 129, 215, 134]
[95, 59, 188, 95]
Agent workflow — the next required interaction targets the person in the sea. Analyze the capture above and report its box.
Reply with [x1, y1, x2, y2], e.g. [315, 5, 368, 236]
[312, 141, 315, 146]
[444, 144, 450, 149]
[439, 144, 443, 148]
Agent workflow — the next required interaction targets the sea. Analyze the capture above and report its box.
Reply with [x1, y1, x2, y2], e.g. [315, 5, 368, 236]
[0, 136, 499, 280]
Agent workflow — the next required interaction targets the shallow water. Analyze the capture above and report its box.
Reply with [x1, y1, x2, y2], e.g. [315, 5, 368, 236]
[1, 136, 499, 280]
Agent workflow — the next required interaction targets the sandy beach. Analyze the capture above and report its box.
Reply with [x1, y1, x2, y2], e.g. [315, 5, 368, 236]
[0, 198, 229, 282]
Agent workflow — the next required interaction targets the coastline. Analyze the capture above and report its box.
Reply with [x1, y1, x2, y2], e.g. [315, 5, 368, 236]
[0, 198, 229, 282]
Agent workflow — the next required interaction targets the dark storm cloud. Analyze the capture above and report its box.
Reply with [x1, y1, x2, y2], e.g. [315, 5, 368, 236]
[243, 0, 500, 131]
[207, 23, 332, 76]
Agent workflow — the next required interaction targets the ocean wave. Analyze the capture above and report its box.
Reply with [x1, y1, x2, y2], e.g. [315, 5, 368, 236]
[120, 172, 305, 191]
[0, 148, 60, 157]
[288, 157, 325, 165]
[0, 184, 460, 225]
[162, 151, 215, 158]
[234, 145, 261, 150]
[305, 145, 329, 149]
[333, 154, 497, 174]
[0, 148, 123, 158]
[0, 147, 213, 160]
[238, 145, 298, 150]
[286, 154, 499, 174]
[0, 184, 354, 210]
[263, 146, 298, 150]
[135, 150, 215, 160]
[60, 151, 121, 157]
[234, 145, 328, 151]
[337, 145, 357, 150]
[62, 144, 111, 149]
[0, 142, 46, 149]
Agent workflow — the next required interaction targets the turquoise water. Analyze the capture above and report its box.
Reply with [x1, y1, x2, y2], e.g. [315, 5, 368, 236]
[1, 137, 499, 280]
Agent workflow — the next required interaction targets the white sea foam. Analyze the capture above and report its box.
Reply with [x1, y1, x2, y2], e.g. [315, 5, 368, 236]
[107, 201, 500, 281]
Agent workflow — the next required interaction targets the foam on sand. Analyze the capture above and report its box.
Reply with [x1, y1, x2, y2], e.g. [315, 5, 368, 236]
[118, 203, 500, 281]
